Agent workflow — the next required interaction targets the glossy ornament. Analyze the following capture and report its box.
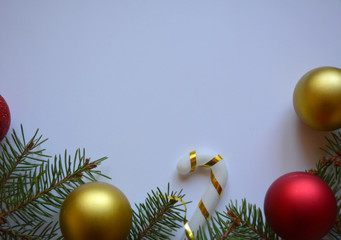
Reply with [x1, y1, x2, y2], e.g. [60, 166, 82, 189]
[0, 95, 11, 141]
[60, 182, 132, 240]
[293, 66, 341, 131]
[264, 172, 337, 240]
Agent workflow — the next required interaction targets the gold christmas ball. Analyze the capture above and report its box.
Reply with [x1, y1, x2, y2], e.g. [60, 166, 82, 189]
[293, 66, 341, 131]
[59, 182, 132, 240]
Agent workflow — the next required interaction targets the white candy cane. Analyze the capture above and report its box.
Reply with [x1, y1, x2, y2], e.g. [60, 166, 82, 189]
[177, 150, 227, 239]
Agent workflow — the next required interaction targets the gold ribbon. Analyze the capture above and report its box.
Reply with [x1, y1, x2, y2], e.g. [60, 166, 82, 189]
[198, 199, 210, 219]
[205, 154, 223, 196]
[156, 195, 194, 240]
[190, 151, 197, 172]
[211, 169, 223, 196]
[202, 154, 223, 168]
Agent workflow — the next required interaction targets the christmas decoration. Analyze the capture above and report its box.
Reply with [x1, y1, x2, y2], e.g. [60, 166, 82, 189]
[0, 126, 107, 239]
[0, 95, 10, 141]
[177, 151, 227, 238]
[293, 66, 341, 131]
[59, 181, 132, 240]
[2, 127, 341, 239]
[264, 171, 337, 240]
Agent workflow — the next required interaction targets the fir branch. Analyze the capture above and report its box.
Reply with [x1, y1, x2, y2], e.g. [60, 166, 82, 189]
[0, 228, 34, 240]
[197, 200, 279, 240]
[128, 184, 188, 240]
[309, 131, 341, 239]
[1, 153, 104, 219]
[221, 220, 239, 239]
[0, 126, 46, 196]
[225, 200, 279, 240]
[0, 139, 34, 191]
[0, 126, 108, 239]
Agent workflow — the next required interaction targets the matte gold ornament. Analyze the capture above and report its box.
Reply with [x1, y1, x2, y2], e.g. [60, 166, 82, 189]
[59, 182, 132, 240]
[293, 66, 341, 131]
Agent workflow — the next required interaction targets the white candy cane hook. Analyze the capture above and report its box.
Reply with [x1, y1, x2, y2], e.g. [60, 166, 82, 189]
[177, 150, 228, 238]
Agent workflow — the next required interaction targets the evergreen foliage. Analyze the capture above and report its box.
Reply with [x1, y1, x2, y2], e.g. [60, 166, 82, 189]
[310, 131, 341, 239]
[128, 185, 188, 240]
[196, 199, 279, 240]
[1, 127, 341, 239]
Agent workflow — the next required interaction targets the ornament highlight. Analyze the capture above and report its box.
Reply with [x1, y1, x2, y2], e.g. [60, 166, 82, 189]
[59, 182, 132, 240]
[293, 66, 341, 131]
[264, 172, 337, 240]
[177, 151, 227, 238]
[0, 95, 11, 141]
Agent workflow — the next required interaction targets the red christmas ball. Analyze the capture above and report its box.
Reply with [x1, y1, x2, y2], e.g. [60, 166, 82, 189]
[0, 95, 10, 141]
[264, 172, 337, 240]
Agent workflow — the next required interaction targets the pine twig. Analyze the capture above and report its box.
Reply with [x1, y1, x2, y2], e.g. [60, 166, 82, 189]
[197, 200, 279, 240]
[219, 216, 240, 239]
[224, 200, 277, 240]
[309, 132, 341, 239]
[1, 158, 100, 219]
[128, 184, 188, 240]
[0, 140, 35, 191]
[0, 228, 34, 240]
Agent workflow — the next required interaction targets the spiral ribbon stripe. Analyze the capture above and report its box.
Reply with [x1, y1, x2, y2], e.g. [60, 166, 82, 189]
[203, 154, 223, 168]
[198, 199, 209, 219]
[211, 170, 223, 197]
[190, 150, 197, 172]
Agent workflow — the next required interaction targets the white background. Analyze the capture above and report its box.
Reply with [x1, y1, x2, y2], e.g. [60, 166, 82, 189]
[1, 1, 341, 239]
